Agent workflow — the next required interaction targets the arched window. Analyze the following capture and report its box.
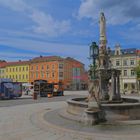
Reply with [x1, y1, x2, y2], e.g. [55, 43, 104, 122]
[124, 83, 128, 89]
[116, 50, 119, 55]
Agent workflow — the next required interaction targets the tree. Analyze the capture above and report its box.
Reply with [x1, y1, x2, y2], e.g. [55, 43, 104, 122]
[135, 61, 140, 78]
[135, 61, 140, 92]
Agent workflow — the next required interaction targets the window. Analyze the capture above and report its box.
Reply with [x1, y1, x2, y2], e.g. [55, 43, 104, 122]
[13, 68, 14, 72]
[52, 72, 55, 78]
[31, 73, 33, 78]
[124, 70, 127, 76]
[16, 75, 18, 79]
[23, 67, 24, 71]
[131, 70, 135, 76]
[41, 72, 44, 78]
[123, 60, 127, 66]
[36, 72, 38, 78]
[16, 67, 18, 72]
[130, 60, 135, 65]
[22, 75, 24, 79]
[52, 64, 55, 69]
[116, 60, 120, 66]
[46, 72, 49, 78]
[131, 83, 135, 89]
[19, 67, 21, 72]
[26, 74, 28, 79]
[59, 64, 64, 69]
[116, 50, 119, 55]
[31, 66, 33, 70]
[19, 75, 21, 79]
[59, 72, 63, 78]
[26, 67, 28, 71]
[124, 83, 128, 89]
[46, 65, 49, 70]
[36, 65, 38, 70]
[41, 65, 44, 70]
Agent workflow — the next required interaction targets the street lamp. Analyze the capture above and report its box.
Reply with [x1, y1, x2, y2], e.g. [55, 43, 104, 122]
[89, 42, 99, 80]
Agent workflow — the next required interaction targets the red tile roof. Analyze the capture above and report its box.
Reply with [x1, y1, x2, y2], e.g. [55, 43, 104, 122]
[31, 56, 64, 63]
[65, 57, 84, 65]
[0, 62, 7, 68]
[0, 61, 30, 67]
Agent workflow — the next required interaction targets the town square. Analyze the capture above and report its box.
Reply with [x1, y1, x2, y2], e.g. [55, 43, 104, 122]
[0, 0, 140, 140]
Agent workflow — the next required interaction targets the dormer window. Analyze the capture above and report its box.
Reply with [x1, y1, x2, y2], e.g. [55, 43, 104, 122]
[115, 44, 121, 55]
[116, 50, 119, 55]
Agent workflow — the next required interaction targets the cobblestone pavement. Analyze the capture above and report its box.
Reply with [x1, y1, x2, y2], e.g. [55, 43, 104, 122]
[0, 91, 88, 107]
[0, 91, 140, 140]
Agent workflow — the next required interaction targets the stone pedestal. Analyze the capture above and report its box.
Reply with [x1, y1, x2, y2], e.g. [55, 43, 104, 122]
[83, 108, 106, 125]
[98, 69, 110, 101]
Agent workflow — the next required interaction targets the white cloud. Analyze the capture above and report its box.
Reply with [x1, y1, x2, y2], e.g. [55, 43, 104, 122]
[77, 0, 140, 25]
[30, 10, 71, 36]
[0, 0, 29, 12]
[0, 0, 71, 37]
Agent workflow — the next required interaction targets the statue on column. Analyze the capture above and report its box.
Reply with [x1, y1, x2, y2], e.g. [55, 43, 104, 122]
[99, 12, 107, 45]
[99, 12, 106, 40]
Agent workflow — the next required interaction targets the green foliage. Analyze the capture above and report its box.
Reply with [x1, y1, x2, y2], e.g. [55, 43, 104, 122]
[135, 61, 140, 79]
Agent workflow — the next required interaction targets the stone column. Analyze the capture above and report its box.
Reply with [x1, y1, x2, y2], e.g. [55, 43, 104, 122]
[104, 80, 110, 100]
[116, 72, 121, 100]
[98, 70, 102, 99]
[111, 71, 117, 100]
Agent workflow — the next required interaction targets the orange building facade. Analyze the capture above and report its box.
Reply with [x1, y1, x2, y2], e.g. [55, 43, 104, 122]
[29, 56, 86, 90]
[29, 56, 63, 84]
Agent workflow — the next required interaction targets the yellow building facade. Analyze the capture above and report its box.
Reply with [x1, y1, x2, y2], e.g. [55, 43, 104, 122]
[0, 67, 6, 78]
[0, 62, 7, 79]
[5, 61, 30, 83]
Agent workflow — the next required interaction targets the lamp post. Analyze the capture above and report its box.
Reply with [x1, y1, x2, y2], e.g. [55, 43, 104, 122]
[89, 42, 99, 80]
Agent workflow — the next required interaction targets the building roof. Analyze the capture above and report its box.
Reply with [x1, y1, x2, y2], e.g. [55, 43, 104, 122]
[65, 57, 84, 65]
[136, 50, 140, 55]
[0, 61, 30, 68]
[0, 56, 85, 68]
[111, 48, 139, 55]
[121, 48, 137, 54]
[31, 56, 64, 63]
[0, 62, 7, 68]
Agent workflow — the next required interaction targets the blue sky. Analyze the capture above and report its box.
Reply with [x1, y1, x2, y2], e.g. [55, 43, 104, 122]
[0, 0, 140, 69]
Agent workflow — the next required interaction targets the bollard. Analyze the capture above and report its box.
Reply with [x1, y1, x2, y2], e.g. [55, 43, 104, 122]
[33, 92, 37, 100]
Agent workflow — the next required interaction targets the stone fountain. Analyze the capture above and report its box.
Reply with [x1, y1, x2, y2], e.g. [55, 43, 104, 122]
[64, 12, 140, 125]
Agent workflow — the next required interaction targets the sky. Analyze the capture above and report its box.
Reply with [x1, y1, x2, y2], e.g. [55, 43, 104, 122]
[0, 0, 140, 69]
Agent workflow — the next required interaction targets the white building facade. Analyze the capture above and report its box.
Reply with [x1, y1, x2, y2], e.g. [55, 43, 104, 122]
[111, 45, 140, 94]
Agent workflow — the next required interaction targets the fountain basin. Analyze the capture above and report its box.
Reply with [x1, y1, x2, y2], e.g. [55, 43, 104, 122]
[67, 97, 140, 121]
